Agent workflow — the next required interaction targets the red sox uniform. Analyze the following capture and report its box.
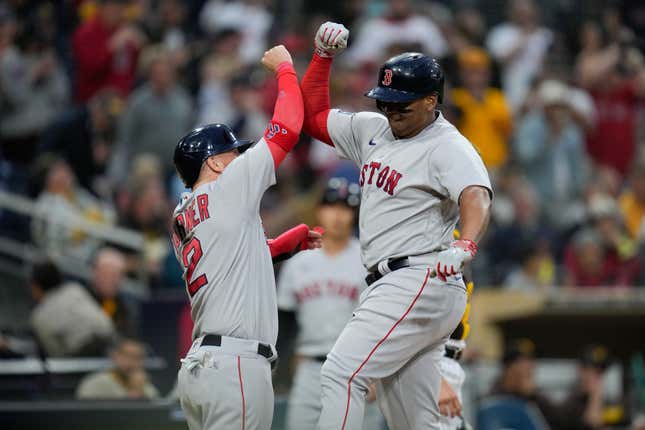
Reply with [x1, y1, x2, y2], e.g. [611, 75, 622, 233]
[317, 109, 490, 430]
[174, 138, 279, 430]
[277, 238, 382, 429]
[300, 23, 491, 428]
[172, 59, 303, 430]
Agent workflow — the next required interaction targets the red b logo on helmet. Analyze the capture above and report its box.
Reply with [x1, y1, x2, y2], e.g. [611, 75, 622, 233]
[382, 69, 393, 86]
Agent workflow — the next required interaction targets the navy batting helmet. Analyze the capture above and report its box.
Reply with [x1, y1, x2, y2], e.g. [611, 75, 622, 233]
[174, 123, 253, 188]
[365, 52, 444, 103]
[321, 177, 361, 208]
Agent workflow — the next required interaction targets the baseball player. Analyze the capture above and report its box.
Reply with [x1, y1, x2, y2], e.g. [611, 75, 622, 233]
[171, 45, 321, 430]
[300, 23, 493, 429]
[277, 178, 382, 429]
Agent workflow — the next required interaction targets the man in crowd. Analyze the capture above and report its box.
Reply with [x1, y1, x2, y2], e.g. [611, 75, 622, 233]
[30, 260, 115, 357]
[76, 338, 159, 399]
[89, 247, 139, 337]
[72, 0, 143, 102]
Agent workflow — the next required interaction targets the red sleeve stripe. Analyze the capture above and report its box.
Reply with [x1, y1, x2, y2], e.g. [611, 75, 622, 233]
[238, 356, 246, 430]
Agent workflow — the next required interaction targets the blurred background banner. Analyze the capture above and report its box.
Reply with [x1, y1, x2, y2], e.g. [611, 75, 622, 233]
[0, 0, 644, 429]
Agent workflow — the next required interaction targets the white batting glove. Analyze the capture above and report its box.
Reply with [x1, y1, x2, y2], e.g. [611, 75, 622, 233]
[433, 239, 478, 281]
[314, 21, 349, 58]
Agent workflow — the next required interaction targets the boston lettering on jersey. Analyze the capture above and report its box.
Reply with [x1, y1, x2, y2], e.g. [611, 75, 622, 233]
[295, 280, 360, 304]
[359, 161, 403, 195]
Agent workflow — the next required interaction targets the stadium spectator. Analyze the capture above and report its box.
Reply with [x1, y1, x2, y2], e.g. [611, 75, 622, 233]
[118, 160, 170, 286]
[31, 156, 116, 262]
[89, 247, 139, 337]
[563, 195, 640, 287]
[195, 29, 246, 126]
[115, 45, 192, 176]
[199, 0, 272, 65]
[486, 0, 552, 110]
[0, 6, 69, 165]
[30, 260, 116, 357]
[76, 338, 159, 399]
[486, 174, 554, 285]
[444, 7, 487, 52]
[346, 0, 448, 65]
[558, 345, 610, 430]
[503, 245, 555, 292]
[563, 230, 614, 288]
[144, 0, 190, 71]
[40, 90, 124, 196]
[198, 71, 268, 139]
[513, 79, 588, 228]
[576, 25, 645, 177]
[491, 339, 568, 428]
[451, 47, 513, 170]
[619, 161, 645, 238]
[72, 0, 144, 102]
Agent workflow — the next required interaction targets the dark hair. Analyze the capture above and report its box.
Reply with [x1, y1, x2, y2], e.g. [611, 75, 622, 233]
[503, 338, 535, 365]
[31, 260, 62, 292]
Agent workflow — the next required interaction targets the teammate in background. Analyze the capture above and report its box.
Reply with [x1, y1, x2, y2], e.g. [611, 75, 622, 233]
[171, 45, 322, 430]
[301, 22, 492, 429]
[278, 178, 382, 430]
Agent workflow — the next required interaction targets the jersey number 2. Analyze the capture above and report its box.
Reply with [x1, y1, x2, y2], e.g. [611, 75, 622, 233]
[182, 238, 208, 297]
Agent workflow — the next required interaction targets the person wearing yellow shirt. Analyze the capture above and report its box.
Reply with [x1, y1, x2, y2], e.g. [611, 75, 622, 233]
[452, 48, 513, 170]
[619, 162, 645, 238]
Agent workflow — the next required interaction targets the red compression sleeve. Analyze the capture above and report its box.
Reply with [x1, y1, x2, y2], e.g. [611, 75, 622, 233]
[267, 224, 310, 258]
[265, 62, 304, 168]
[301, 54, 333, 146]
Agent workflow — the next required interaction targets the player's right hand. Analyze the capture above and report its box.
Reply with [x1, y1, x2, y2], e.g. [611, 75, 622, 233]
[262, 45, 293, 72]
[314, 22, 349, 58]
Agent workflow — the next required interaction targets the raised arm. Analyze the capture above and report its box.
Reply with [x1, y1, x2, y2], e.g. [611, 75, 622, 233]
[261, 46, 304, 168]
[301, 22, 349, 146]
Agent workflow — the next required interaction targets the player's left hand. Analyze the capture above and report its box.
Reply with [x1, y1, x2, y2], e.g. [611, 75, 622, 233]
[302, 227, 324, 250]
[433, 239, 477, 281]
[439, 377, 462, 418]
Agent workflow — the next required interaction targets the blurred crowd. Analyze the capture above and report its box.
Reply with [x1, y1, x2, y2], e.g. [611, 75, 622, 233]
[0, 0, 643, 426]
[0, 0, 643, 296]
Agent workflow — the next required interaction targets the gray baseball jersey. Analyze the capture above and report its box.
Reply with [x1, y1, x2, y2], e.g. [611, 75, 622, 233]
[327, 110, 492, 269]
[277, 238, 366, 357]
[172, 138, 277, 345]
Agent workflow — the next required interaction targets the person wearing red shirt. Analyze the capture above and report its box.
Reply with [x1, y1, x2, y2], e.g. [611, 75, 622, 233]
[577, 32, 645, 176]
[72, 0, 143, 102]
